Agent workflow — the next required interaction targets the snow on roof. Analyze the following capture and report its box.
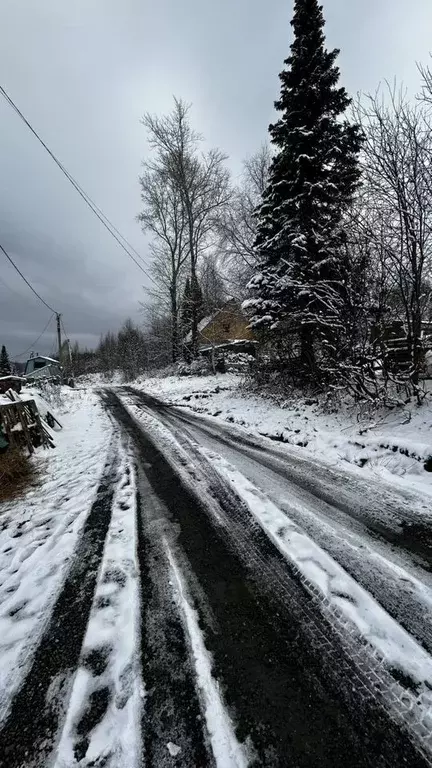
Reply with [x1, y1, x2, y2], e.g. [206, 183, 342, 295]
[184, 300, 244, 344]
[28, 355, 59, 364]
[184, 313, 217, 343]
[200, 339, 258, 352]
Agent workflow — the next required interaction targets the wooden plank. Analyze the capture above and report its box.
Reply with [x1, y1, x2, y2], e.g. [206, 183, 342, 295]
[16, 402, 34, 455]
[0, 398, 52, 453]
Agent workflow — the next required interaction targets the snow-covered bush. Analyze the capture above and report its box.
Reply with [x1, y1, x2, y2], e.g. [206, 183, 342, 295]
[29, 380, 64, 411]
[176, 358, 212, 377]
[225, 353, 255, 373]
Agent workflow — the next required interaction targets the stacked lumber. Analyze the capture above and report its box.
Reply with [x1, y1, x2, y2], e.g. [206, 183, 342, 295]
[0, 397, 55, 454]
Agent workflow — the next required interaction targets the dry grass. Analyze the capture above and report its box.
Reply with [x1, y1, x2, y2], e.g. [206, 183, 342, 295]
[0, 449, 37, 503]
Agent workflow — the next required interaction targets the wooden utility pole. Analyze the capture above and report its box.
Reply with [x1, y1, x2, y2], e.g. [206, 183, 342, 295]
[56, 313, 62, 365]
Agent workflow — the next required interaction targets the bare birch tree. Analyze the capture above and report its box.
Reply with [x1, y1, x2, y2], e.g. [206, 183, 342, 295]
[138, 166, 188, 361]
[141, 99, 230, 357]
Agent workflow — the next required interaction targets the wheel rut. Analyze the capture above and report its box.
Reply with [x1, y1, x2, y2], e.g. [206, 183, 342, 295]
[103, 389, 432, 768]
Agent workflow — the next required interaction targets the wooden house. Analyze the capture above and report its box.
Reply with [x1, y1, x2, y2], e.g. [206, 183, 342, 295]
[186, 299, 257, 356]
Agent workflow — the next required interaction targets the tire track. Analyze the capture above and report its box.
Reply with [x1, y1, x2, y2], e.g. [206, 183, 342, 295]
[105, 389, 431, 768]
[127, 389, 432, 760]
[54, 437, 142, 768]
[0, 441, 120, 768]
[135, 466, 214, 767]
[148, 397, 432, 656]
[127, 387, 432, 569]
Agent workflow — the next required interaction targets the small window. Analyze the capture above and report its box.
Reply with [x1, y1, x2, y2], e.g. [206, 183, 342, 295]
[222, 320, 230, 333]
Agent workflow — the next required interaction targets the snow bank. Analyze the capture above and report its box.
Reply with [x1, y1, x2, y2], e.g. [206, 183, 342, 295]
[0, 389, 113, 721]
[134, 373, 432, 492]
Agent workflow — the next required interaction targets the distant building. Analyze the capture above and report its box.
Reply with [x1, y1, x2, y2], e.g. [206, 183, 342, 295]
[24, 355, 62, 381]
[185, 299, 257, 356]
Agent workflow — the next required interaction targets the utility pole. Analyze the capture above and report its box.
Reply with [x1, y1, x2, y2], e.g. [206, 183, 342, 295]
[56, 313, 62, 365]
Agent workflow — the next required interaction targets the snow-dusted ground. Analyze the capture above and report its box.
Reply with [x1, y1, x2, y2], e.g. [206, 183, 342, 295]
[119, 392, 432, 724]
[1, 377, 431, 766]
[0, 388, 113, 722]
[132, 372, 432, 493]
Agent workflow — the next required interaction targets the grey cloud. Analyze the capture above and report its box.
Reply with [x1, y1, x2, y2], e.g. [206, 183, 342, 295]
[1, 0, 432, 358]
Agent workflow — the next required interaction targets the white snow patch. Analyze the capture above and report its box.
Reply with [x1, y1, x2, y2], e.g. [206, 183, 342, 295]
[133, 372, 432, 495]
[54, 440, 142, 768]
[0, 389, 113, 723]
[204, 449, 432, 701]
[164, 540, 250, 768]
[167, 741, 181, 757]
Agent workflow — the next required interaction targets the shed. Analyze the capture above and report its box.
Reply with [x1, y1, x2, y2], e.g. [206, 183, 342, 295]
[24, 355, 62, 381]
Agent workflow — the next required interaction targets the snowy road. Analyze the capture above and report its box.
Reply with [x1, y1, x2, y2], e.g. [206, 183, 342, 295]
[0, 385, 431, 766]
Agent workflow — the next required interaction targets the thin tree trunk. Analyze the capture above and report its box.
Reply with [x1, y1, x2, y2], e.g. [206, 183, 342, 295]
[170, 289, 179, 363]
[300, 325, 315, 377]
[411, 307, 422, 386]
[190, 264, 199, 358]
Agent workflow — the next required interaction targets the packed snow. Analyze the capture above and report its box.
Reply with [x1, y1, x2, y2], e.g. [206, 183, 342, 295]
[131, 372, 432, 493]
[54, 438, 142, 768]
[0, 387, 113, 722]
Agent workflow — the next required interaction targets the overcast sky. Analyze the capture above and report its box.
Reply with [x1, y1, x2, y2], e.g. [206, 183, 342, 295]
[1, 0, 432, 359]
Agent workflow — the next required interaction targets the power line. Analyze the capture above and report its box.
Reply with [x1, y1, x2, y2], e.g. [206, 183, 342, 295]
[0, 242, 57, 313]
[0, 84, 156, 286]
[12, 313, 55, 359]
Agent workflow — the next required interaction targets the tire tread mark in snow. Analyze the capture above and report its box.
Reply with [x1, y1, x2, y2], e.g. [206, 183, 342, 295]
[156, 401, 432, 657]
[135, 472, 213, 767]
[134, 392, 432, 761]
[131, 389, 432, 569]
[107, 390, 431, 768]
[0, 445, 119, 768]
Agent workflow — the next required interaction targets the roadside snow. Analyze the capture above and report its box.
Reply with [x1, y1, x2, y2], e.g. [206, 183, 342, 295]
[134, 373, 432, 492]
[0, 388, 113, 722]
[54, 438, 142, 768]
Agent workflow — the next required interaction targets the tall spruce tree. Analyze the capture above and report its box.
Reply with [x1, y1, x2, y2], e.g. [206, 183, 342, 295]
[246, 0, 362, 379]
[0, 345, 11, 376]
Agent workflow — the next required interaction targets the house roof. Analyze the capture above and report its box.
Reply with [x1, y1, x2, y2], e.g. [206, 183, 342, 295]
[184, 299, 243, 344]
[184, 313, 217, 344]
[27, 355, 59, 364]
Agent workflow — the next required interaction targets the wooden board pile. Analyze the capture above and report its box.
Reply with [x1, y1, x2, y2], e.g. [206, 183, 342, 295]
[0, 393, 59, 454]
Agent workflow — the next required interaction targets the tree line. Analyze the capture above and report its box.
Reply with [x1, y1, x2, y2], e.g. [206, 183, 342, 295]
[136, 0, 432, 402]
